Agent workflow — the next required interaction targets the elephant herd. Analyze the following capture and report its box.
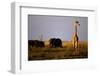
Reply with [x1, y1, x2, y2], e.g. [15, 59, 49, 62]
[28, 38, 62, 48]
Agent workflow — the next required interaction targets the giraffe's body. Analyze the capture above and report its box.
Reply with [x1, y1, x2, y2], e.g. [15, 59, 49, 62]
[72, 33, 79, 49]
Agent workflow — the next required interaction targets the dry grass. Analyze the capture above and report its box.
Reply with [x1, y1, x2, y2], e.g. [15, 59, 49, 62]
[28, 41, 88, 60]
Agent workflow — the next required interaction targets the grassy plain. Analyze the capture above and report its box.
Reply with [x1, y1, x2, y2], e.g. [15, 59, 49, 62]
[28, 41, 88, 60]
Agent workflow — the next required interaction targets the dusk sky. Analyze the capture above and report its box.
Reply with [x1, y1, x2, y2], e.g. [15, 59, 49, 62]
[28, 15, 88, 41]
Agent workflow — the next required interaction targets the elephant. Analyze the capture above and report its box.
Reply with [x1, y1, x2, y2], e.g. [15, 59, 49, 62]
[28, 40, 45, 48]
[49, 38, 62, 48]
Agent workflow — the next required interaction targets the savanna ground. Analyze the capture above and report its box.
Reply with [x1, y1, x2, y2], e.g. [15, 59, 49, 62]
[28, 41, 88, 61]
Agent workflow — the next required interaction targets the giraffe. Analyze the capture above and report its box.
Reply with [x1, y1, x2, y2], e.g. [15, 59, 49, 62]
[72, 21, 80, 50]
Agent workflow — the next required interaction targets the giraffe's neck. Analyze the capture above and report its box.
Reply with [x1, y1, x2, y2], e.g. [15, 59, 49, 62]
[75, 25, 77, 35]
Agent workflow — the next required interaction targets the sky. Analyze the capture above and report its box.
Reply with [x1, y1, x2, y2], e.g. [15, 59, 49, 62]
[28, 15, 88, 41]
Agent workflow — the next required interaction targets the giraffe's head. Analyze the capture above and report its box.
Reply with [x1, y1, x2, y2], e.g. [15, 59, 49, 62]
[75, 21, 80, 26]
